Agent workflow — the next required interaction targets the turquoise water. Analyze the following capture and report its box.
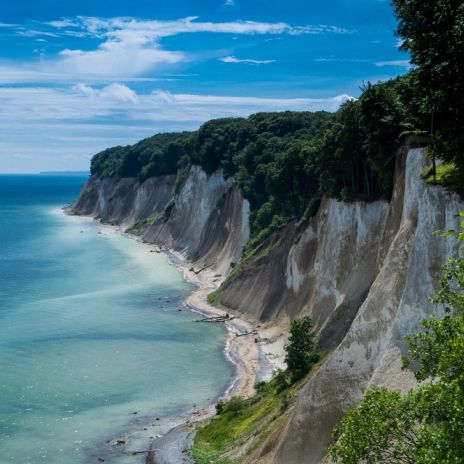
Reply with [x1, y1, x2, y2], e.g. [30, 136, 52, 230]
[0, 175, 233, 464]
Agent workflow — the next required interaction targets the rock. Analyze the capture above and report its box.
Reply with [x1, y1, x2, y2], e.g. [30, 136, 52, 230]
[97, 457, 105, 462]
[116, 439, 126, 445]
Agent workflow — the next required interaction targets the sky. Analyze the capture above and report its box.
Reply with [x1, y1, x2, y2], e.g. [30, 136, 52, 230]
[0, 0, 410, 173]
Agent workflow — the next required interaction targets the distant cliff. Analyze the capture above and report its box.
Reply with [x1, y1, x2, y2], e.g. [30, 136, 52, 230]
[72, 146, 463, 463]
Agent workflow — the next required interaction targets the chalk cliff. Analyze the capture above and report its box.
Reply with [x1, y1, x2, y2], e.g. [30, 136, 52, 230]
[72, 147, 463, 463]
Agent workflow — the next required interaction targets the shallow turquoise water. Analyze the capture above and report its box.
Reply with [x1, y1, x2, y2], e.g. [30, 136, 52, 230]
[0, 175, 233, 463]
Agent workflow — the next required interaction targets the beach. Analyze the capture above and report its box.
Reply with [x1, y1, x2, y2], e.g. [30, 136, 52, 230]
[144, 247, 287, 464]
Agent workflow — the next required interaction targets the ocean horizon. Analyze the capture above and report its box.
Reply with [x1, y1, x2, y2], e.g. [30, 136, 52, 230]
[0, 174, 233, 463]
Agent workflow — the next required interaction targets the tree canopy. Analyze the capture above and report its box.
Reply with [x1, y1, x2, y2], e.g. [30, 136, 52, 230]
[393, 0, 464, 169]
[285, 316, 319, 382]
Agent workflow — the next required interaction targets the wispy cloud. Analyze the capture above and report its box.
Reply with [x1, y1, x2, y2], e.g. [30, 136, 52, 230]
[314, 57, 370, 63]
[224, 0, 235, 6]
[1, 16, 354, 83]
[375, 59, 411, 68]
[219, 55, 275, 64]
[0, 84, 353, 123]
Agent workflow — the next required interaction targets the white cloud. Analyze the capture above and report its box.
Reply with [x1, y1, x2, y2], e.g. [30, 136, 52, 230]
[225, 0, 235, 5]
[314, 57, 370, 63]
[73, 83, 138, 103]
[46, 19, 79, 29]
[375, 59, 411, 68]
[219, 55, 275, 64]
[57, 42, 185, 77]
[16, 29, 59, 38]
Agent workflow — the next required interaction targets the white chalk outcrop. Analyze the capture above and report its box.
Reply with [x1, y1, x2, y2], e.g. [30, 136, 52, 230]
[72, 175, 176, 228]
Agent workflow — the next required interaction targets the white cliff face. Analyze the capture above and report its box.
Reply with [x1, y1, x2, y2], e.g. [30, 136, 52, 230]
[272, 148, 464, 464]
[285, 199, 389, 334]
[144, 166, 250, 276]
[170, 167, 232, 250]
[72, 175, 176, 228]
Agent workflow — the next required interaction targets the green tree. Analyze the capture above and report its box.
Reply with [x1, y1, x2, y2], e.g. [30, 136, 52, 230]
[285, 316, 319, 382]
[392, 0, 464, 169]
[329, 215, 464, 463]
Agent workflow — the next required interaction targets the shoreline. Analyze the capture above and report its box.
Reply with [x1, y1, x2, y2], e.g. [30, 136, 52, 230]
[65, 208, 286, 463]
[148, 248, 287, 464]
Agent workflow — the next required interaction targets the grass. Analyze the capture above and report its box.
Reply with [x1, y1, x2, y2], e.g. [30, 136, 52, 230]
[207, 289, 221, 306]
[421, 161, 464, 197]
[191, 353, 330, 464]
[191, 383, 285, 464]
[422, 162, 457, 185]
[126, 214, 159, 234]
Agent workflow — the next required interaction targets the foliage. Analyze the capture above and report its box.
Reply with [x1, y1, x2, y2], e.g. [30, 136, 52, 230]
[90, 132, 192, 180]
[192, 386, 284, 464]
[285, 316, 319, 382]
[422, 162, 464, 196]
[126, 214, 158, 234]
[392, 0, 464, 171]
[314, 77, 414, 201]
[330, 217, 464, 463]
[192, 359, 315, 464]
[207, 289, 221, 306]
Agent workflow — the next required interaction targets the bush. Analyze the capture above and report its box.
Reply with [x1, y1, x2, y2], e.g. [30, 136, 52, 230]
[215, 396, 245, 417]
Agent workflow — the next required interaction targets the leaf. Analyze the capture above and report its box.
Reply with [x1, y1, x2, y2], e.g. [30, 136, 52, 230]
[458, 232, 464, 242]
[441, 230, 456, 237]
[432, 229, 443, 236]
[460, 211, 464, 217]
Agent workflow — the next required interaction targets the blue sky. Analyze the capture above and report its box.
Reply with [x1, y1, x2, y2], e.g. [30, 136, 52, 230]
[0, 0, 409, 172]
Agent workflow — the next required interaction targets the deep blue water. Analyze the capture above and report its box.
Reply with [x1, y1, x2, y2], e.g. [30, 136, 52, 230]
[0, 175, 232, 464]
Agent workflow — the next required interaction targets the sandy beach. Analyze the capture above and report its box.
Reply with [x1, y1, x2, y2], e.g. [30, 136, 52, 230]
[144, 247, 287, 464]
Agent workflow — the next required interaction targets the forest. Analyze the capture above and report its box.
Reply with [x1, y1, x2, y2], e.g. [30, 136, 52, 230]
[90, 0, 464, 245]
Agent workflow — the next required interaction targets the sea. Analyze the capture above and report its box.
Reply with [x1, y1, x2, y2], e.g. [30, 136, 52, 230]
[0, 174, 233, 464]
